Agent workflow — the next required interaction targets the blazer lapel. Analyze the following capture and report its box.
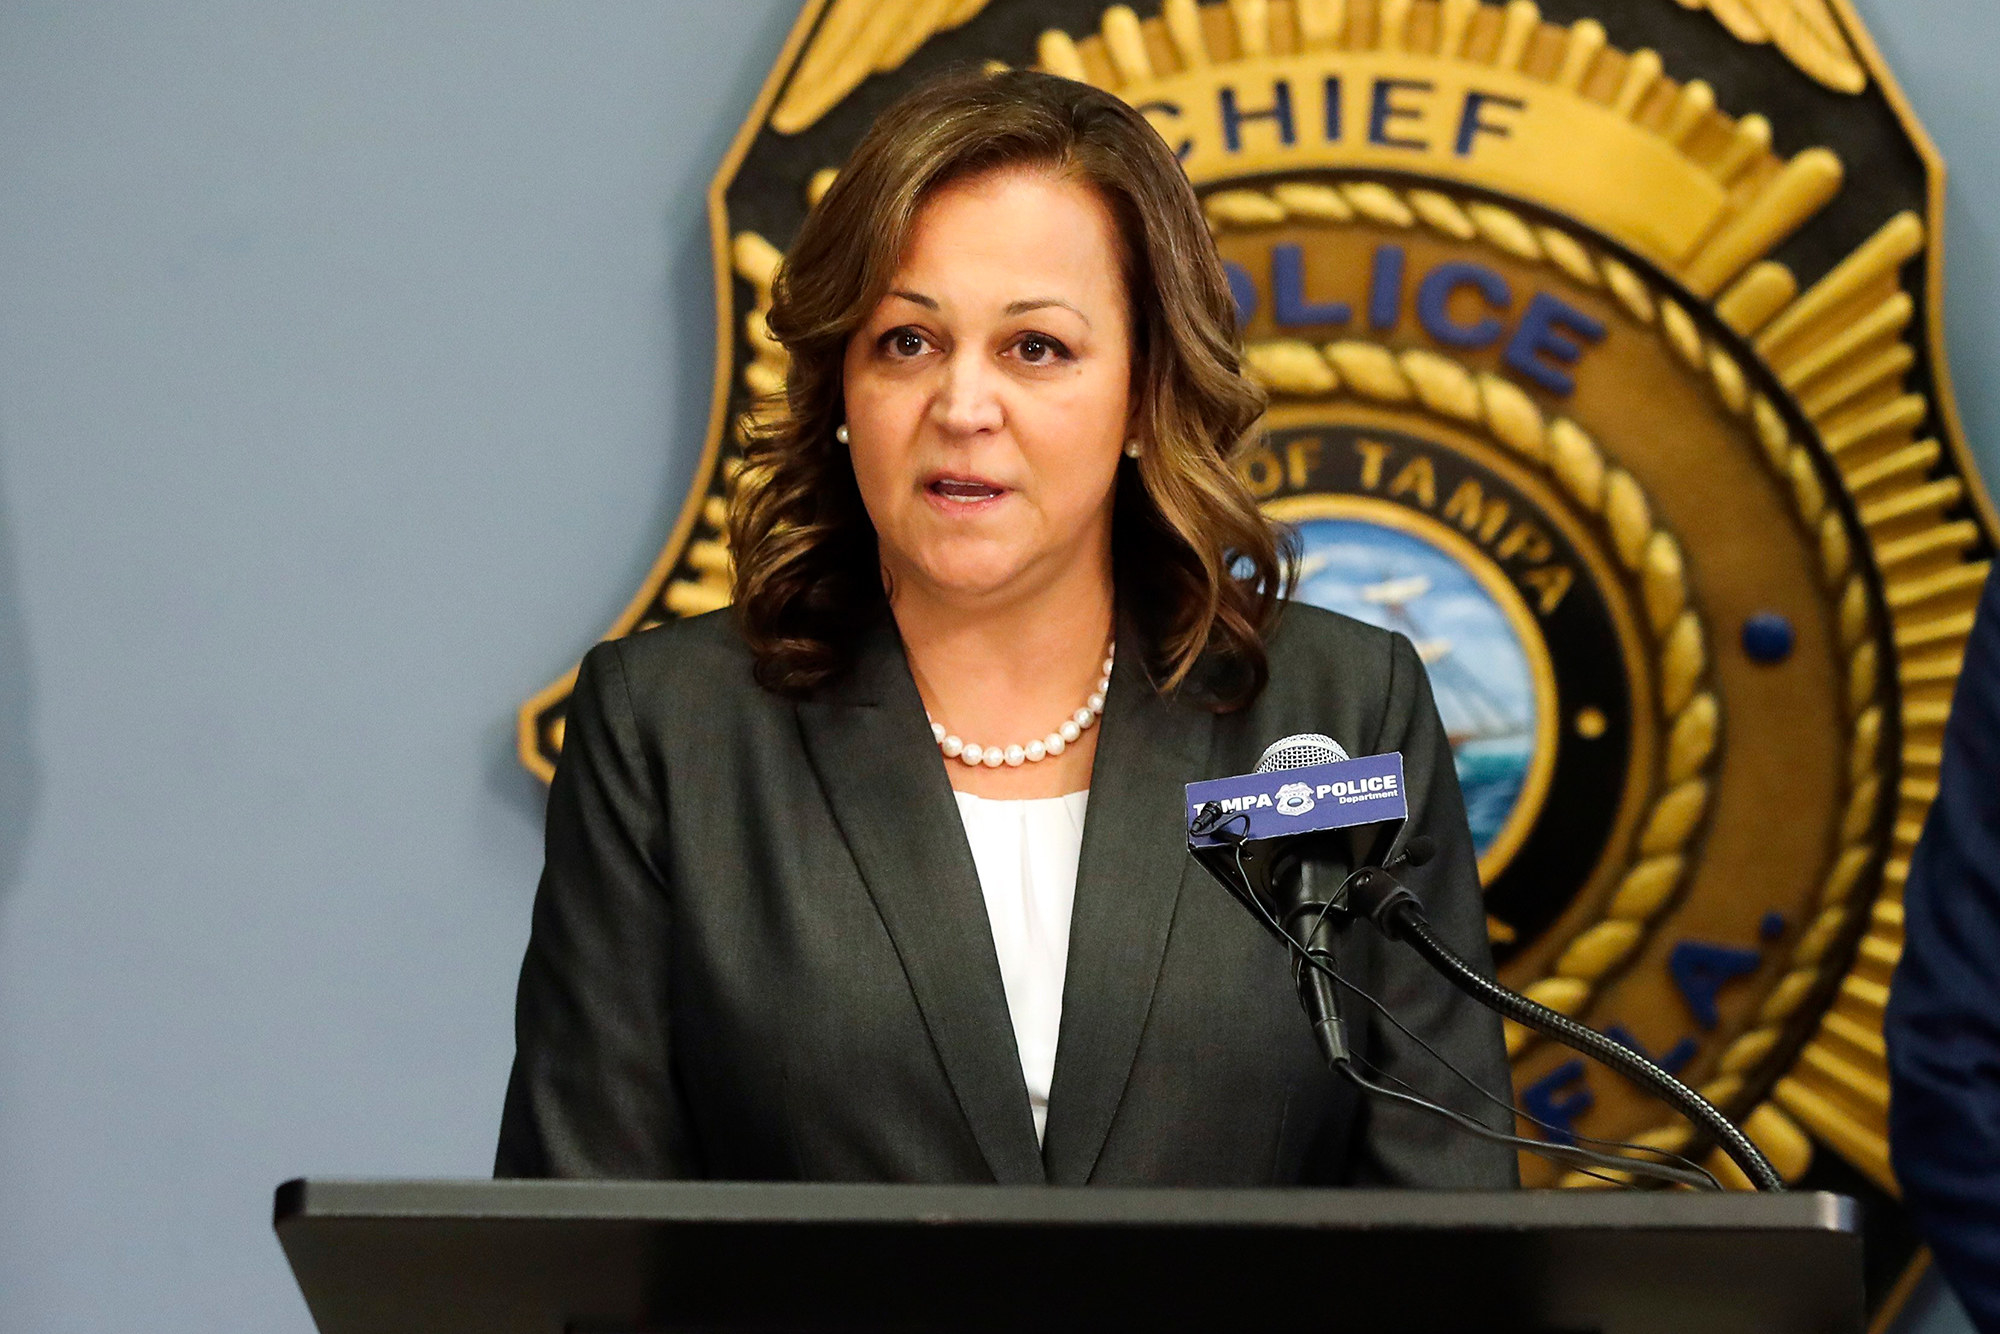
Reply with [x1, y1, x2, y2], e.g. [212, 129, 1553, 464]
[1041, 621, 1216, 1184]
[793, 618, 1047, 1185]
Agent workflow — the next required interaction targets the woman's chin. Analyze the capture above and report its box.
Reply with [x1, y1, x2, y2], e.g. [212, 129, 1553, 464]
[885, 518, 1110, 608]
[897, 548, 1044, 606]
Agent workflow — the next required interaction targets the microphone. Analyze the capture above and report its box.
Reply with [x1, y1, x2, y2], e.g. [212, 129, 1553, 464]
[1397, 834, 1436, 869]
[1192, 732, 1397, 1069]
[1184, 733, 1410, 937]
[1254, 732, 1349, 771]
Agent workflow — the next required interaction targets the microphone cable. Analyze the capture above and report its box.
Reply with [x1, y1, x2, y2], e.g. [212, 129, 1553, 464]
[1335, 1058, 1713, 1190]
[1342, 859, 1784, 1192]
[1226, 835, 1722, 1191]
[1293, 884, 1723, 1190]
[1315, 955, 1720, 1191]
[1202, 811, 1681, 1181]
[1317, 1012, 1658, 1189]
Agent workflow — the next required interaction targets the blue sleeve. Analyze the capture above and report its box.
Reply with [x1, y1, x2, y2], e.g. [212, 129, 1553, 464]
[1887, 564, 2000, 1332]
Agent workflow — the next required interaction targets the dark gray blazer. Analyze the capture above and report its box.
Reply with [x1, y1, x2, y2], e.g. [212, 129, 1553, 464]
[496, 602, 1516, 1187]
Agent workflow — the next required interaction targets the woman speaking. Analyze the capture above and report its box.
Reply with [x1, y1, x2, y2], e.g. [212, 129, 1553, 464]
[496, 68, 1513, 1187]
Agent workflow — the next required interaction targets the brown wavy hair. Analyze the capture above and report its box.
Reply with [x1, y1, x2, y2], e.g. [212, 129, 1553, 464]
[728, 67, 1289, 707]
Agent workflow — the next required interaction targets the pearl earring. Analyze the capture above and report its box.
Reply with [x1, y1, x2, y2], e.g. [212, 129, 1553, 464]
[1123, 438, 1141, 459]
[835, 423, 850, 445]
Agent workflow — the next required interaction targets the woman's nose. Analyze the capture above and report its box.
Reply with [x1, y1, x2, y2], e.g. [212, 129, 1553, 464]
[931, 349, 1005, 437]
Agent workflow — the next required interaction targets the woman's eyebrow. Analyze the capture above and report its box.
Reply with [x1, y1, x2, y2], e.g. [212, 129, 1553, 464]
[884, 289, 1091, 327]
[1004, 297, 1090, 327]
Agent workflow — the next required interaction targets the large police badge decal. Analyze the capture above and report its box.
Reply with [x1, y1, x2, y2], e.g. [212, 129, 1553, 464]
[522, 1, 1993, 1315]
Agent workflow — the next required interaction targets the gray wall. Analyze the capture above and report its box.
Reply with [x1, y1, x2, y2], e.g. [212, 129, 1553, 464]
[0, 3, 1986, 1330]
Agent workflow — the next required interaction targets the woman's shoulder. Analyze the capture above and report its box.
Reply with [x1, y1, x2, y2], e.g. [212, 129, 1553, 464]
[1229, 600, 1425, 756]
[1263, 599, 1410, 682]
[578, 609, 764, 709]
[563, 610, 806, 775]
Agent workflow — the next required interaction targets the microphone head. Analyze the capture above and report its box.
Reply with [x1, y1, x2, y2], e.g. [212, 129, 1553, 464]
[1254, 732, 1351, 774]
[1402, 834, 1437, 868]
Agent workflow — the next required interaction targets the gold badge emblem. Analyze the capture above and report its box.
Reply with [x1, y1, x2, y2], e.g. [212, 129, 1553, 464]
[523, 1, 1992, 1312]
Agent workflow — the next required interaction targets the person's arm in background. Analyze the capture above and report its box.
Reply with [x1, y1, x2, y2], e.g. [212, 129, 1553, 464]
[1887, 566, 2000, 1331]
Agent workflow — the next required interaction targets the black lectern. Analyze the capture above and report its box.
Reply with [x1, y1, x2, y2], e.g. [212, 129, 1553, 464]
[273, 1179, 1862, 1334]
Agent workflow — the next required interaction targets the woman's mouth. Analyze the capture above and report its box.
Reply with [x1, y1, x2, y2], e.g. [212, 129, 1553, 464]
[925, 475, 1009, 506]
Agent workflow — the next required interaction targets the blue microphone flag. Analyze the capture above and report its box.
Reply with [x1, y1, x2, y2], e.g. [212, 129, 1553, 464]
[1186, 752, 1408, 848]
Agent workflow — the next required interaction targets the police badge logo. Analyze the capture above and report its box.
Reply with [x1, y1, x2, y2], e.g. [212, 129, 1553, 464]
[521, 0, 1994, 1316]
[1275, 781, 1317, 815]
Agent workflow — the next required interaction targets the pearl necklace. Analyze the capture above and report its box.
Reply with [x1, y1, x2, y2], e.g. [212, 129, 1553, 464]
[928, 641, 1115, 768]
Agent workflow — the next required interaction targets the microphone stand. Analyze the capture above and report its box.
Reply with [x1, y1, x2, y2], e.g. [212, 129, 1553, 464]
[1284, 860, 1352, 1068]
[1339, 858, 1785, 1193]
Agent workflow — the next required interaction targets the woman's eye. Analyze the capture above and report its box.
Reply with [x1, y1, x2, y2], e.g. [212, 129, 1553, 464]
[1015, 333, 1070, 365]
[881, 328, 929, 357]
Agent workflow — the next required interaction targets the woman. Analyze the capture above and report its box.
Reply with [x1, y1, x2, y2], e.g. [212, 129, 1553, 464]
[497, 68, 1513, 1187]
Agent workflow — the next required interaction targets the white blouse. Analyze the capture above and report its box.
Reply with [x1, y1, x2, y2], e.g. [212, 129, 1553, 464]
[951, 789, 1089, 1145]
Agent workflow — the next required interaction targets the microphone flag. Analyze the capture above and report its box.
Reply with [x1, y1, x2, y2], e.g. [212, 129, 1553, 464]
[1186, 752, 1407, 847]
[1185, 752, 1410, 930]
